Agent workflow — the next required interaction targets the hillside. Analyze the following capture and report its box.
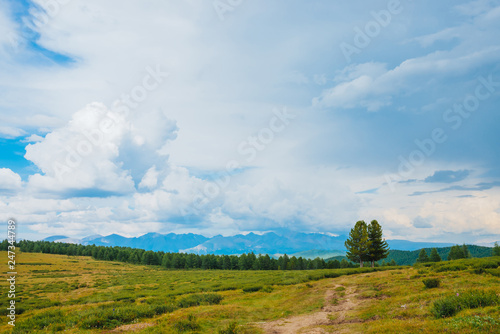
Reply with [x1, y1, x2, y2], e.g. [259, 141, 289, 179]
[327, 245, 494, 266]
[1, 252, 498, 333]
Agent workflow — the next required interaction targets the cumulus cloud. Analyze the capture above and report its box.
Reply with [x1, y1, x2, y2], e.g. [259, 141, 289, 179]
[413, 216, 433, 228]
[0, 168, 22, 191]
[24, 102, 177, 196]
[0, 1, 498, 244]
[313, 5, 500, 112]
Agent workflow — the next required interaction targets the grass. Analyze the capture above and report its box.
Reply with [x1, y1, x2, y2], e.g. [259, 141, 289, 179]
[0, 252, 498, 333]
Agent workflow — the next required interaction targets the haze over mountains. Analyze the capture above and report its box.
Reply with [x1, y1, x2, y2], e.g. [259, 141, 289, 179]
[43, 231, 455, 258]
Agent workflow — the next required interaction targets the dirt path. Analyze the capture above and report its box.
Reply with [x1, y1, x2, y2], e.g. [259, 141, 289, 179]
[259, 283, 361, 334]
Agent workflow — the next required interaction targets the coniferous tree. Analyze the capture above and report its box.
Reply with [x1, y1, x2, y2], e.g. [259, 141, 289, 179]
[345, 220, 370, 267]
[367, 220, 389, 267]
[447, 245, 465, 260]
[462, 244, 470, 258]
[429, 248, 441, 262]
[493, 242, 500, 256]
[416, 249, 429, 263]
[340, 258, 350, 268]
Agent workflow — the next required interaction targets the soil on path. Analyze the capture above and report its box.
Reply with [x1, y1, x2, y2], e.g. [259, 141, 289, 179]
[259, 283, 362, 334]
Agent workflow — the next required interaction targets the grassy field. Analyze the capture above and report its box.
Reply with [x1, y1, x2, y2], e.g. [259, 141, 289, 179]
[0, 252, 499, 333]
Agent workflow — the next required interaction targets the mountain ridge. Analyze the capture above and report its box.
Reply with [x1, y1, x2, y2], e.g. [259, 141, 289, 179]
[43, 231, 455, 255]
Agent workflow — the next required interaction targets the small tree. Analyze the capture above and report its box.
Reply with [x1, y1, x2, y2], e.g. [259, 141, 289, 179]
[447, 245, 465, 260]
[416, 249, 429, 263]
[462, 244, 470, 258]
[340, 258, 350, 268]
[493, 242, 500, 256]
[429, 248, 441, 262]
[389, 259, 397, 266]
[367, 220, 390, 267]
[345, 221, 370, 267]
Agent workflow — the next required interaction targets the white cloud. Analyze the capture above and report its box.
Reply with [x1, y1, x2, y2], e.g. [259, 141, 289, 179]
[139, 165, 159, 189]
[0, 1, 498, 244]
[24, 102, 177, 195]
[0, 168, 22, 190]
[0, 126, 26, 138]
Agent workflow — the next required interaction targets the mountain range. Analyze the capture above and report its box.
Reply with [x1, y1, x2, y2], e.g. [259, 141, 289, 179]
[43, 231, 455, 258]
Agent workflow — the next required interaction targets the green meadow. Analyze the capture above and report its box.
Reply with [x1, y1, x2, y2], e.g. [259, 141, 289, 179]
[0, 252, 499, 333]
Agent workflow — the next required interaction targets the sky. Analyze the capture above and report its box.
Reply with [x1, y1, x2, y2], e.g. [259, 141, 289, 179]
[0, 0, 499, 244]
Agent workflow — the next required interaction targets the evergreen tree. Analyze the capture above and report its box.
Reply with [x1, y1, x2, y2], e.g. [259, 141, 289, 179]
[462, 244, 470, 258]
[389, 259, 397, 266]
[345, 220, 370, 267]
[416, 249, 429, 263]
[429, 248, 441, 262]
[493, 242, 500, 256]
[367, 220, 389, 267]
[447, 245, 465, 260]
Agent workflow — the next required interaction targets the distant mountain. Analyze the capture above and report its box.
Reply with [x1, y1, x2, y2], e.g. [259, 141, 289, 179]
[80, 233, 209, 252]
[43, 231, 463, 255]
[44, 235, 69, 242]
[43, 235, 80, 244]
[179, 232, 348, 255]
[290, 249, 345, 259]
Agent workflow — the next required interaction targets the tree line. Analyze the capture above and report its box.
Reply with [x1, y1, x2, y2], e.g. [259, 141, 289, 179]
[416, 243, 500, 264]
[1, 239, 364, 270]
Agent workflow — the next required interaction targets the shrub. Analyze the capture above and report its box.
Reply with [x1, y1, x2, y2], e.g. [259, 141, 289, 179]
[177, 293, 223, 308]
[218, 321, 239, 334]
[14, 310, 65, 333]
[422, 278, 440, 288]
[486, 268, 500, 277]
[434, 264, 467, 272]
[473, 261, 499, 269]
[242, 286, 262, 293]
[261, 285, 274, 293]
[173, 314, 200, 332]
[432, 289, 500, 318]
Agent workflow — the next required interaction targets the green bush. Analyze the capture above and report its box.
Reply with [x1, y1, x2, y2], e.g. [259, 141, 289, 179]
[261, 285, 274, 293]
[422, 278, 440, 288]
[486, 268, 500, 277]
[173, 314, 200, 332]
[473, 261, 499, 269]
[218, 321, 239, 334]
[434, 264, 467, 272]
[14, 310, 65, 333]
[177, 293, 223, 308]
[242, 286, 262, 293]
[432, 289, 500, 318]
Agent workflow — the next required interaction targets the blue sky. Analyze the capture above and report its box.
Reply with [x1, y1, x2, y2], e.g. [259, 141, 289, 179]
[0, 0, 499, 244]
